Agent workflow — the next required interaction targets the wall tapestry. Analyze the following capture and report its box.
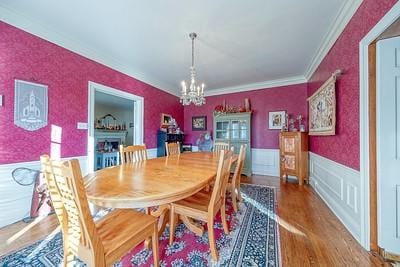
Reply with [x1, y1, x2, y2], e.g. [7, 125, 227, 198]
[14, 79, 48, 131]
[308, 75, 337, 135]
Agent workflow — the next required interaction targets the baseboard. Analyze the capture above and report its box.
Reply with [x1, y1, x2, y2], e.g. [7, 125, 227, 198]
[309, 152, 361, 243]
[0, 156, 88, 228]
[251, 148, 280, 177]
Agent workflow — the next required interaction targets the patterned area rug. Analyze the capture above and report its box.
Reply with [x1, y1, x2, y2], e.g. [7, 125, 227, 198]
[0, 184, 279, 266]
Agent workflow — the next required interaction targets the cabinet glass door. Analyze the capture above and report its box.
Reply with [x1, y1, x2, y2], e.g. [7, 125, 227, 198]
[239, 120, 249, 140]
[230, 120, 240, 140]
[216, 121, 229, 139]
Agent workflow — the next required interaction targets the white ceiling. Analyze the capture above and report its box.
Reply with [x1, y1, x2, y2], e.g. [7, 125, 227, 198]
[0, 0, 362, 96]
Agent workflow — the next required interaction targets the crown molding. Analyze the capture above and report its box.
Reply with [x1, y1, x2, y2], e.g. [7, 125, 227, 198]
[204, 75, 307, 96]
[0, 5, 179, 97]
[304, 0, 363, 80]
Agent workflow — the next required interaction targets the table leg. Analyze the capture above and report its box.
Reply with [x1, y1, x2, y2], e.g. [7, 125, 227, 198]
[144, 204, 170, 249]
[180, 215, 204, 236]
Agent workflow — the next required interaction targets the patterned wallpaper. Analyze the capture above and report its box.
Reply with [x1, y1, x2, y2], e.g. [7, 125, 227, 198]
[307, 0, 397, 170]
[183, 84, 308, 149]
[0, 21, 183, 164]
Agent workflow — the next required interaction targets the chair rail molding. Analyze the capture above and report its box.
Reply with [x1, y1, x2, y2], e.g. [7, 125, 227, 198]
[309, 152, 361, 243]
[0, 156, 88, 228]
[359, 1, 400, 250]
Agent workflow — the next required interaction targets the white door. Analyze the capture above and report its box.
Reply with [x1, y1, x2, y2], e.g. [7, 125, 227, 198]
[377, 36, 400, 255]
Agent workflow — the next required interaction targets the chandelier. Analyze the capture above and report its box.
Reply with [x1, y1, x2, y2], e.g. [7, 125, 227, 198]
[180, 32, 206, 106]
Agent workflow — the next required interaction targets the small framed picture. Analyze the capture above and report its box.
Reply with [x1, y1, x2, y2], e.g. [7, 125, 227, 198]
[268, 111, 286, 130]
[160, 113, 172, 127]
[192, 116, 207, 131]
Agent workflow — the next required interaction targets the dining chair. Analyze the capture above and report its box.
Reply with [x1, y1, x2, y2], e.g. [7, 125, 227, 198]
[169, 149, 234, 261]
[228, 144, 247, 212]
[120, 144, 148, 164]
[40, 155, 159, 267]
[213, 142, 230, 153]
[165, 142, 180, 156]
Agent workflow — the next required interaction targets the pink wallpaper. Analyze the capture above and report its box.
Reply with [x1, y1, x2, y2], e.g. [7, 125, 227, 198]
[0, 21, 183, 164]
[184, 84, 308, 148]
[307, 0, 397, 170]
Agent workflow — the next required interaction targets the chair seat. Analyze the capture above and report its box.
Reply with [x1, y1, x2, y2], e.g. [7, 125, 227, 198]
[96, 209, 157, 263]
[173, 190, 211, 215]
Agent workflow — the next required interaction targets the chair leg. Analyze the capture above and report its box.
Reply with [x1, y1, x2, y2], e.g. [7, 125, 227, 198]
[237, 181, 242, 202]
[152, 223, 160, 267]
[207, 217, 218, 261]
[221, 203, 229, 234]
[169, 206, 176, 245]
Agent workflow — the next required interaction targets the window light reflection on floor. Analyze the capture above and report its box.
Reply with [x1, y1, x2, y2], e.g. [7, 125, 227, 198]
[241, 192, 306, 237]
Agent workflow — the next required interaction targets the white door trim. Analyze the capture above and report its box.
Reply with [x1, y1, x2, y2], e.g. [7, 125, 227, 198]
[88, 81, 144, 173]
[359, 1, 400, 250]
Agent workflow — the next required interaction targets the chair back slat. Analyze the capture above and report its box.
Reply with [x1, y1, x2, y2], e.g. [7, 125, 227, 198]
[209, 150, 233, 212]
[120, 145, 148, 164]
[41, 155, 65, 230]
[41, 156, 103, 260]
[165, 142, 180, 156]
[213, 142, 230, 153]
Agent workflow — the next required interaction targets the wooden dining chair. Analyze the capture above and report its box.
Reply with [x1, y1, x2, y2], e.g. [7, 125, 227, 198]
[165, 142, 180, 156]
[120, 144, 148, 164]
[169, 149, 234, 261]
[228, 144, 247, 212]
[213, 142, 230, 153]
[40, 155, 159, 267]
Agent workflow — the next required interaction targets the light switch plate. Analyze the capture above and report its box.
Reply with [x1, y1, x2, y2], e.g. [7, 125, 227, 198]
[77, 122, 88, 130]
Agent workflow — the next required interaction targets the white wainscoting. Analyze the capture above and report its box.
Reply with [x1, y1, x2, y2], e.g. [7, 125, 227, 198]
[309, 152, 361, 243]
[251, 148, 280, 177]
[192, 147, 280, 177]
[0, 156, 88, 228]
[147, 148, 157, 159]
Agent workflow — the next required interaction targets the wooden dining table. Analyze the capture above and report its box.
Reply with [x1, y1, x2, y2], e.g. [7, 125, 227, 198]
[84, 151, 237, 240]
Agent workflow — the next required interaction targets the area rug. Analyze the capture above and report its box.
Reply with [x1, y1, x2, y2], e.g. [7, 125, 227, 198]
[0, 184, 280, 267]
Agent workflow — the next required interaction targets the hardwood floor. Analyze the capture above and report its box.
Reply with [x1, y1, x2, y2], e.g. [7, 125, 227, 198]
[241, 175, 388, 267]
[0, 175, 389, 266]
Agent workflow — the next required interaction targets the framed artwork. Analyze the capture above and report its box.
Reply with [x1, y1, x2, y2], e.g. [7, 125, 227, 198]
[268, 111, 286, 129]
[308, 76, 336, 135]
[192, 116, 207, 131]
[14, 79, 48, 131]
[160, 113, 172, 127]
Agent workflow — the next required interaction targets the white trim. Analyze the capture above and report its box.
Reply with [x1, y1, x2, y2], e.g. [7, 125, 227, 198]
[309, 152, 362, 243]
[359, 1, 400, 250]
[205, 76, 307, 96]
[304, 0, 363, 80]
[0, 4, 177, 97]
[88, 81, 144, 173]
[0, 156, 88, 228]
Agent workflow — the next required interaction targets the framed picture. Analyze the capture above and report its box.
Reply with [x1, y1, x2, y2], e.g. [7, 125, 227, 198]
[160, 113, 172, 127]
[192, 116, 207, 131]
[14, 79, 48, 131]
[268, 111, 286, 130]
[308, 76, 336, 135]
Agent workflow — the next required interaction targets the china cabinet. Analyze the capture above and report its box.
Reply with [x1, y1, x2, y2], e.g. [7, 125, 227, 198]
[213, 112, 252, 176]
[279, 132, 308, 185]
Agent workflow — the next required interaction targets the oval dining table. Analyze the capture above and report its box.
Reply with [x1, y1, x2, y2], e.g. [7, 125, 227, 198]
[84, 151, 238, 243]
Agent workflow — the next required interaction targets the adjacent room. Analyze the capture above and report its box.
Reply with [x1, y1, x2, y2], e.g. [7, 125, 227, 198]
[0, 0, 399, 266]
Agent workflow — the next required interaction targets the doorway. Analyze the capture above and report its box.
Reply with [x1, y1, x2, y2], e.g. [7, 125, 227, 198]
[360, 2, 400, 260]
[87, 81, 144, 173]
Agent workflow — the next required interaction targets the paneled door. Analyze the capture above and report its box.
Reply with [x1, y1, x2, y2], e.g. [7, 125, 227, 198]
[377, 36, 400, 256]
